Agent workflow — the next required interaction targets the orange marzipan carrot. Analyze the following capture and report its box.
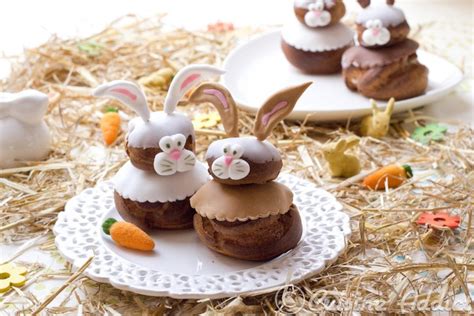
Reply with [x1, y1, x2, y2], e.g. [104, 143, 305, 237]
[102, 218, 154, 251]
[100, 108, 121, 145]
[363, 164, 413, 190]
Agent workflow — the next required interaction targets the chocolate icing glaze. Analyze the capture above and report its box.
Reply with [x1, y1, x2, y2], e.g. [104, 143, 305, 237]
[190, 180, 293, 222]
[342, 39, 419, 69]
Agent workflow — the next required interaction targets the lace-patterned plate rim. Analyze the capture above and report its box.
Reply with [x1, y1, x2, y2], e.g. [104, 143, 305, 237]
[53, 174, 351, 299]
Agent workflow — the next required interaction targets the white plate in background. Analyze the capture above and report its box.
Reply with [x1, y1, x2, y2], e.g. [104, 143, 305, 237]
[222, 30, 464, 121]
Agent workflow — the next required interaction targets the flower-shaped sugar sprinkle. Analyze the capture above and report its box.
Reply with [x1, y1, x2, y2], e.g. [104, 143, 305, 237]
[0, 263, 27, 293]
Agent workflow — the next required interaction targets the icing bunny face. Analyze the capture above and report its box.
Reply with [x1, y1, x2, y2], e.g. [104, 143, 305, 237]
[154, 133, 196, 176]
[211, 144, 250, 180]
[304, 0, 332, 27]
[362, 19, 390, 46]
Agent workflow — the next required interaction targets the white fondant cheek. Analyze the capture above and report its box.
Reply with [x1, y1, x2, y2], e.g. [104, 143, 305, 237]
[362, 27, 391, 46]
[304, 10, 331, 27]
[211, 156, 230, 179]
[114, 161, 209, 203]
[0, 118, 50, 168]
[229, 159, 250, 180]
[176, 149, 196, 173]
[153, 152, 177, 176]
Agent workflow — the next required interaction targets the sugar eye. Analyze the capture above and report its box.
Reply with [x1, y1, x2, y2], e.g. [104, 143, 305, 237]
[177, 141, 182, 147]
[233, 150, 237, 155]
[223, 148, 228, 154]
[166, 143, 171, 149]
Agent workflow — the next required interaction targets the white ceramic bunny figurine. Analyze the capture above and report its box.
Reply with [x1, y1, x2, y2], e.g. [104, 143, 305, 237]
[0, 90, 50, 168]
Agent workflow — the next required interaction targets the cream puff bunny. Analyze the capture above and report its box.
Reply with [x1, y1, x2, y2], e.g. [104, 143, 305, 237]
[92, 64, 225, 230]
[190, 82, 312, 185]
[0, 90, 50, 168]
[93, 64, 225, 174]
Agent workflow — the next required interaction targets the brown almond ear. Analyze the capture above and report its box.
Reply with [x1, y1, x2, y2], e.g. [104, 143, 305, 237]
[253, 82, 312, 141]
[358, 0, 370, 8]
[188, 82, 239, 137]
[386, 0, 395, 5]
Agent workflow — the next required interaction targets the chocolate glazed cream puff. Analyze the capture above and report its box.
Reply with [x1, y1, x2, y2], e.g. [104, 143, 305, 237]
[92, 64, 230, 230]
[190, 82, 311, 261]
[342, 40, 428, 101]
[342, 0, 428, 100]
[282, 0, 353, 74]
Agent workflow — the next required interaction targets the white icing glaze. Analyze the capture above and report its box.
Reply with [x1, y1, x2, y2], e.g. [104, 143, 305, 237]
[153, 134, 196, 176]
[281, 21, 354, 52]
[295, 0, 335, 9]
[164, 64, 225, 114]
[206, 137, 281, 164]
[356, 3, 406, 27]
[211, 144, 250, 180]
[362, 19, 391, 46]
[93, 80, 150, 122]
[0, 90, 50, 168]
[113, 161, 209, 203]
[127, 111, 194, 149]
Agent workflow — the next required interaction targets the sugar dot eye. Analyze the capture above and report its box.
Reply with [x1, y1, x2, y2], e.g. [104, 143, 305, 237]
[178, 141, 182, 146]
[223, 148, 228, 153]
[166, 144, 171, 148]
[233, 150, 237, 155]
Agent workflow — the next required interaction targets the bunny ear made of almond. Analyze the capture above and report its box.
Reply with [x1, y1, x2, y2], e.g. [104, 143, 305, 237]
[386, 0, 395, 5]
[93, 80, 150, 122]
[188, 82, 239, 137]
[253, 82, 312, 141]
[164, 64, 225, 115]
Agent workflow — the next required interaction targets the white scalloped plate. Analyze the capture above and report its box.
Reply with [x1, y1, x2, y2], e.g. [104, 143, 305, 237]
[53, 174, 350, 299]
[222, 30, 464, 121]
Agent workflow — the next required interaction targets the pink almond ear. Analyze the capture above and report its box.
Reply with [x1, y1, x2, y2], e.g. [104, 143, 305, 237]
[180, 74, 201, 91]
[358, 0, 370, 8]
[188, 82, 239, 137]
[253, 82, 312, 141]
[111, 88, 138, 101]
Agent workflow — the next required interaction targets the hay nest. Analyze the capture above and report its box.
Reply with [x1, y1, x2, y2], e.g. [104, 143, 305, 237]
[0, 15, 473, 314]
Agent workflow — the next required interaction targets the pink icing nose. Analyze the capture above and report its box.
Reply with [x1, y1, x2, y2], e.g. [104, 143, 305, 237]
[224, 155, 233, 166]
[170, 149, 182, 161]
[313, 10, 322, 17]
[372, 29, 380, 36]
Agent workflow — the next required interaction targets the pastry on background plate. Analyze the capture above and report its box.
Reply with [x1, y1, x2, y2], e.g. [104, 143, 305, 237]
[356, 0, 409, 48]
[281, 21, 353, 74]
[92, 64, 232, 230]
[342, 39, 428, 100]
[282, 0, 353, 74]
[294, 0, 346, 28]
[191, 82, 311, 261]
